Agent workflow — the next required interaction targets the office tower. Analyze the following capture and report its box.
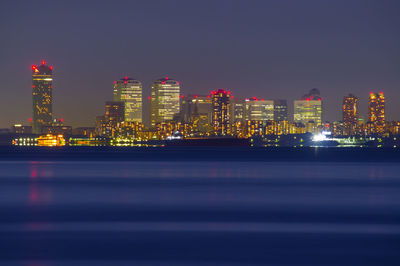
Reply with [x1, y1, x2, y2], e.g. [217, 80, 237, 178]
[293, 88, 322, 130]
[180, 94, 212, 123]
[245, 98, 274, 122]
[150, 77, 180, 127]
[342, 94, 359, 135]
[211, 89, 231, 136]
[113, 76, 143, 123]
[103, 101, 125, 137]
[32, 60, 53, 134]
[274, 99, 288, 121]
[368, 91, 385, 134]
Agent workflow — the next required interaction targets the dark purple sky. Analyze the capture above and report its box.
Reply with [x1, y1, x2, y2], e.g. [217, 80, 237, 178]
[0, 0, 399, 127]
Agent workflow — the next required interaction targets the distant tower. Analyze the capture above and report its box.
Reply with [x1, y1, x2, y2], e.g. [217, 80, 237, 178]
[368, 91, 385, 134]
[293, 88, 322, 131]
[245, 97, 274, 122]
[113, 76, 143, 123]
[342, 94, 359, 135]
[211, 89, 231, 136]
[274, 99, 288, 121]
[150, 77, 181, 127]
[32, 60, 53, 134]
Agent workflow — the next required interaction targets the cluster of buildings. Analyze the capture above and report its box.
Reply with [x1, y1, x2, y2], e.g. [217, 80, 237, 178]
[4, 60, 400, 147]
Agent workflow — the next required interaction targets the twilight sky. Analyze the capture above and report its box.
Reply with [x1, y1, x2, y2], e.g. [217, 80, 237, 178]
[0, 0, 399, 127]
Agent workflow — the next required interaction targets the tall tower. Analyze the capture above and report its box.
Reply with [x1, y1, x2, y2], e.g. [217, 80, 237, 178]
[368, 91, 385, 134]
[150, 77, 180, 127]
[342, 94, 359, 135]
[32, 60, 53, 134]
[211, 89, 231, 136]
[113, 76, 143, 123]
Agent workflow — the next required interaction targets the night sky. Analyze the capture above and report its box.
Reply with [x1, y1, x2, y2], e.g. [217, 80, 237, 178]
[0, 0, 399, 128]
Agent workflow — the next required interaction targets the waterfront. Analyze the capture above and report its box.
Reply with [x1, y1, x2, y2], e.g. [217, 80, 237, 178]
[0, 151, 399, 265]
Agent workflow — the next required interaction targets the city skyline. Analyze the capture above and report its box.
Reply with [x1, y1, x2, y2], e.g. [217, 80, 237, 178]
[0, 1, 399, 127]
[16, 61, 400, 130]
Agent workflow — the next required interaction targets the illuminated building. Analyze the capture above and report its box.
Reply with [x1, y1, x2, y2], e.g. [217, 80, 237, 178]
[156, 121, 192, 140]
[37, 134, 65, 147]
[32, 60, 53, 134]
[113, 77, 143, 122]
[368, 91, 385, 135]
[191, 112, 212, 135]
[150, 77, 181, 127]
[246, 120, 264, 137]
[102, 101, 125, 137]
[342, 94, 359, 135]
[180, 94, 212, 123]
[245, 98, 274, 122]
[115, 121, 145, 139]
[274, 100, 288, 121]
[294, 89, 322, 130]
[211, 89, 231, 136]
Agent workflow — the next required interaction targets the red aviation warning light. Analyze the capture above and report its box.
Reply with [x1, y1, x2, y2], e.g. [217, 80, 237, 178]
[49, 66, 54, 70]
[41, 60, 46, 65]
[148, 96, 152, 100]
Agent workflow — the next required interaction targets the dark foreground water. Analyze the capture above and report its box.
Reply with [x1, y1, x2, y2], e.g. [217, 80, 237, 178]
[0, 148, 400, 265]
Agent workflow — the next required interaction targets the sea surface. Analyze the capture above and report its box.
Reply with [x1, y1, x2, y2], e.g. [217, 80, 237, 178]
[0, 148, 399, 265]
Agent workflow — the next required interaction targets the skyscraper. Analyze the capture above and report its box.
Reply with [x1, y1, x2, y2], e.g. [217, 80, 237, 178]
[32, 60, 53, 134]
[113, 76, 142, 123]
[368, 91, 385, 134]
[274, 99, 288, 121]
[294, 88, 322, 130]
[150, 77, 180, 127]
[245, 98, 274, 122]
[211, 89, 231, 136]
[342, 94, 359, 135]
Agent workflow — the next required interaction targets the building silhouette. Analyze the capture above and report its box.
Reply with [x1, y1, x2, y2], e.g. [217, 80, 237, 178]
[32, 61, 53, 134]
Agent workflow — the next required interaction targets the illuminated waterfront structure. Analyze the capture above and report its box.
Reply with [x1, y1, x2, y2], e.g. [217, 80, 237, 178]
[32, 60, 53, 134]
[274, 100, 288, 121]
[211, 89, 231, 136]
[150, 77, 181, 127]
[294, 89, 322, 130]
[342, 94, 359, 135]
[113, 77, 143, 122]
[368, 91, 385, 134]
[245, 98, 274, 122]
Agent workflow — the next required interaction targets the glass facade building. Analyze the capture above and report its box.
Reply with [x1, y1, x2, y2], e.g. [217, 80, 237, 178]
[113, 76, 142, 123]
[245, 98, 274, 122]
[293, 89, 322, 128]
[32, 61, 53, 134]
[150, 77, 181, 128]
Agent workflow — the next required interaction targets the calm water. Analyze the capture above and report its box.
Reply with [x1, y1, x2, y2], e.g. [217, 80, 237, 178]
[0, 159, 399, 265]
